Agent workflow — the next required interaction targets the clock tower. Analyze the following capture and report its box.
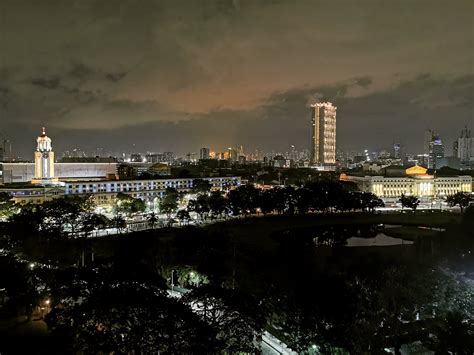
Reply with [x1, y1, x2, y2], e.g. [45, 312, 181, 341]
[32, 127, 58, 184]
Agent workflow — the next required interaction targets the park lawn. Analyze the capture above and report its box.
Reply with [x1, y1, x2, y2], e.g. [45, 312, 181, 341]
[88, 211, 461, 265]
[201, 212, 460, 250]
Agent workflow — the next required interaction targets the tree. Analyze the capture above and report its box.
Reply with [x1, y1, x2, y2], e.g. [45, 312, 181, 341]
[399, 194, 420, 212]
[45, 284, 219, 353]
[446, 192, 473, 213]
[228, 185, 260, 216]
[114, 193, 146, 217]
[187, 194, 210, 221]
[208, 191, 227, 218]
[111, 215, 126, 233]
[359, 192, 384, 212]
[295, 187, 312, 214]
[146, 212, 158, 229]
[428, 311, 474, 354]
[461, 205, 474, 237]
[36, 195, 97, 238]
[176, 209, 191, 225]
[258, 189, 276, 215]
[160, 188, 179, 218]
[192, 179, 212, 194]
[78, 213, 109, 266]
[182, 285, 266, 353]
[0, 192, 16, 220]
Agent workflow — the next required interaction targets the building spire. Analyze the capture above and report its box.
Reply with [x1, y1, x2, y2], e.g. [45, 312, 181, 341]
[42, 126, 46, 135]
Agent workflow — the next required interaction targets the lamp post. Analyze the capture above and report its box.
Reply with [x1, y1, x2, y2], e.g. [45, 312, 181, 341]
[171, 269, 175, 293]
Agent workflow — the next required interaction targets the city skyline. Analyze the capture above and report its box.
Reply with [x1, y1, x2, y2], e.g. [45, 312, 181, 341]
[1, 0, 473, 157]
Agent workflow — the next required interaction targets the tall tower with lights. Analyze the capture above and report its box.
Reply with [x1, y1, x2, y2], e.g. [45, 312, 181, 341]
[311, 102, 337, 168]
[32, 127, 58, 184]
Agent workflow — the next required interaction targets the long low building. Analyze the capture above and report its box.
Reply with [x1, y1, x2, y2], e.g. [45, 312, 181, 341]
[341, 165, 472, 200]
[2, 176, 241, 205]
[0, 162, 118, 183]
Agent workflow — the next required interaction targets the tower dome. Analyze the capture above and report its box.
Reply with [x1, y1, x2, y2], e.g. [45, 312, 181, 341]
[36, 127, 52, 152]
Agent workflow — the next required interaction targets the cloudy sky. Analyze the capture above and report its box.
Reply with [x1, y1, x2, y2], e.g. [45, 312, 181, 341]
[0, 0, 473, 158]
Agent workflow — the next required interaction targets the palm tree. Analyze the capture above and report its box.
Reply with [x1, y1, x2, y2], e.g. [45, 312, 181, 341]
[176, 209, 191, 225]
[146, 212, 158, 229]
[111, 215, 126, 234]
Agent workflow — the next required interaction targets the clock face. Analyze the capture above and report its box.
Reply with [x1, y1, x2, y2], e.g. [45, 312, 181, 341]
[42, 152, 49, 159]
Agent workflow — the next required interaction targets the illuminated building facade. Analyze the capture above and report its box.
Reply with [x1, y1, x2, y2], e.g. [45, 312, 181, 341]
[341, 165, 472, 200]
[32, 128, 58, 185]
[3, 176, 241, 205]
[428, 135, 444, 170]
[311, 102, 336, 168]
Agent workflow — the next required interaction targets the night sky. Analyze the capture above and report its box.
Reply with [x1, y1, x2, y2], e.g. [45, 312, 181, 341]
[1, 0, 473, 158]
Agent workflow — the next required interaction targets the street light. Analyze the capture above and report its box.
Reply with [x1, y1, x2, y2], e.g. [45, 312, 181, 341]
[171, 269, 175, 293]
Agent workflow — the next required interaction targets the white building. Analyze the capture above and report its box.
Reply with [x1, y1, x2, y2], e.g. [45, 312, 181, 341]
[4, 176, 241, 205]
[0, 162, 119, 184]
[341, 165, 472, 200]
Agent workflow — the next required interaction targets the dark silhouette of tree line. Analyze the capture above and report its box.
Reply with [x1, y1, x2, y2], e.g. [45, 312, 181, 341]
[162, 181, 385, 223]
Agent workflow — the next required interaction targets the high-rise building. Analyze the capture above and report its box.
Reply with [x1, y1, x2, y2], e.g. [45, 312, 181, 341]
[453, 141, 459, 159]
[423, 129, 433, 156]
[162, 152, 175, 164]
[130, 153, 142, 162]
[199, 147, 210, 160]
[311, 102, 337, 166]
[428, 135, 444, 170]
[227, 147, 238, 162]
[32, 127, 58, 184]
[393, 143, 401, 158]
[457, 126, 472, 163]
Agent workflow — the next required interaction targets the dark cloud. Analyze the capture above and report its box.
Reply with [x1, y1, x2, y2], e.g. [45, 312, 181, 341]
[68, 63, 95, 80]
[105, 72, 127, 82]
[355, 77, 373, 88]
[3, 74, 473, 160]
[31, 77, 61, 90]
[0, 0, 473, 158]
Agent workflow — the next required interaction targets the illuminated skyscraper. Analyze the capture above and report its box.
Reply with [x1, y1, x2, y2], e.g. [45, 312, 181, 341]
[311, 102, 337, 166]
[428, 135, 444, 170]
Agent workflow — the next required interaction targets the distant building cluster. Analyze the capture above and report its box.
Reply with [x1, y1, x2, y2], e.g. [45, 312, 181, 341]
[0, 129, 241, 205]
[339, 126, 473, 172]
[0, 100, 472, 202]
